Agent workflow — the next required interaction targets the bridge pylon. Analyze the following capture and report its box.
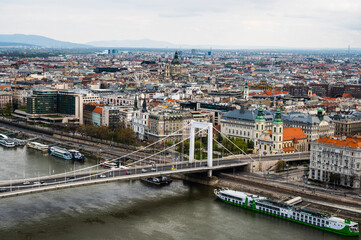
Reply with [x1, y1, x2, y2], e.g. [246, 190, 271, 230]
[189, 121, 213, 176]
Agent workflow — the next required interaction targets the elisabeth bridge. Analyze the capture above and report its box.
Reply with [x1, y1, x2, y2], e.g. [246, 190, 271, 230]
[0, 121, 309, 199]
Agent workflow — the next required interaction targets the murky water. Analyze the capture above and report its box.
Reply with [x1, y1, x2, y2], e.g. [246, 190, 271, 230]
[0, 146, 356, 240]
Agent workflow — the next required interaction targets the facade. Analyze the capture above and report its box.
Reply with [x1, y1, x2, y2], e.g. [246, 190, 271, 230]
[221, 106, 274, 143]
[26, 89, 58, 114]
[132, 98, 149, 140]
[283, 108, 335, 143]
[334, 112, 361, 136]
[0, 92, 12, 109]
[254, 108, 308, 155]
[148, 112, 183, 142]
[310, 136, 361, 188]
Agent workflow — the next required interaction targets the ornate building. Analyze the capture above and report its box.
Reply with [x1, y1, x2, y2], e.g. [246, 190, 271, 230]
[158, 51, 183, 81]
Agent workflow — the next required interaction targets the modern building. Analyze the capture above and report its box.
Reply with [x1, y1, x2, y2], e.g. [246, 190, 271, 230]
[26, 89, 58, 114]
[309, 136, 361, 188]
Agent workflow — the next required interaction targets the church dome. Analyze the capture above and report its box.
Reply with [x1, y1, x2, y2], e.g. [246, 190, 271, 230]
[171, 51, 181, 65]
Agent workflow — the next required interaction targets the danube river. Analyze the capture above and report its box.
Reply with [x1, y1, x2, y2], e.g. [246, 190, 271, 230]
[0, 146, 354, 240]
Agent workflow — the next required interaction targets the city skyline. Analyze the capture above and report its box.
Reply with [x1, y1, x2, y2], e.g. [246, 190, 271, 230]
[1, 0, 361, 49]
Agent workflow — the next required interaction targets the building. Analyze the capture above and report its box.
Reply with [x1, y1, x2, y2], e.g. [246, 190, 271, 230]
[148, 112, 183, 142]
[333, 112, 361, 136]
[221, 106, 274, 143]
[158, 51, 183, 81]
[254, 108, 308, 155]
[26, 89, 58, 114]
[0, 92, 12, 109]
[282, 108, 335, 144]
[309, 136, 361, 188]
[132, 98, 149, 140]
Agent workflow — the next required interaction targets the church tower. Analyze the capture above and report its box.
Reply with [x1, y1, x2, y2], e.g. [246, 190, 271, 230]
[244, 81, 249, 100]
[254, 106, 265, 153]
[272, 108, 283, 154]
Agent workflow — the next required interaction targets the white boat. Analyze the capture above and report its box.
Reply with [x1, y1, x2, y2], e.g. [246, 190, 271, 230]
[101, 160, 117, 168]
[48, 146, 72, 160]
[214, 189, 359, 236]
[0, 139, 15, 148]
[27, 142, 49, 152]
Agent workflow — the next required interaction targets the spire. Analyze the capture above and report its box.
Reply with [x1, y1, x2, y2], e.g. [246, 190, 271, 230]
[142, 98, 147, 112]
[245, 81, 249, 89]
[256, 106, 265, 121]
[134, 95, 138, 110]
[273, 108, 283, 124]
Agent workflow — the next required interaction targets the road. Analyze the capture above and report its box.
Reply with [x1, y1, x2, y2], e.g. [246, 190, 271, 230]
[0, 152, 310, 198]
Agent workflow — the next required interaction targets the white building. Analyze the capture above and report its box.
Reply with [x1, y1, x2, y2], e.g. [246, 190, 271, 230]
[310, 136, 361, 188]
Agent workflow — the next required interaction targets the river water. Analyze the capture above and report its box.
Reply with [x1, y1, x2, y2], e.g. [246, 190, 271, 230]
[0, 146, 356, 240]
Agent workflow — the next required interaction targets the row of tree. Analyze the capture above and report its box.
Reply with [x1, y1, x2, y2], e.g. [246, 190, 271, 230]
[77, 124, 138, 145]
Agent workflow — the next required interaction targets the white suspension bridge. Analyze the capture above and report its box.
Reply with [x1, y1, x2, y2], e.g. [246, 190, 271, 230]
[0, 121, 309, 199]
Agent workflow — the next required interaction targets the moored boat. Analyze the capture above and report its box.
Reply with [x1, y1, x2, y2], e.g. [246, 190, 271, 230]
[68, 149, 85, 161]
[141, 176, 172, 185]
[27, 142, 49, 152]
[0, 138, 15, 148]
[214, 189, 359, 236]
[48, 146, 72, 160]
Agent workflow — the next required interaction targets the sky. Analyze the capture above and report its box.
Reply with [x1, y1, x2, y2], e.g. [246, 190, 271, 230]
[0, 0, 361, 48]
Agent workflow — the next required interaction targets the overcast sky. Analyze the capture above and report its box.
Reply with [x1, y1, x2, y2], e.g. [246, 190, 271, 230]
[1, 0, 361, 48]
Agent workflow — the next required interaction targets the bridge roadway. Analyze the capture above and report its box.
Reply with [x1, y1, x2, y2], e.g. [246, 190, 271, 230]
[0, 152, 310, 199]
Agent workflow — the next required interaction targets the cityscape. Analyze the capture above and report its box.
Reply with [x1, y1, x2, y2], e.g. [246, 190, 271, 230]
[1, 0, 361, 240]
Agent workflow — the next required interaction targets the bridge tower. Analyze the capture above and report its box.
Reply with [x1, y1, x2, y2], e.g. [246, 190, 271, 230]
[189, 120, 213, 176]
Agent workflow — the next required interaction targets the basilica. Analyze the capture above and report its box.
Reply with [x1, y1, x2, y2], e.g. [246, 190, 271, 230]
[158, 51, 183, 81]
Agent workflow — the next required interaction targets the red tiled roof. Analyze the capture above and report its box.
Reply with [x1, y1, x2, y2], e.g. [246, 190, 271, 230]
[316, 136, 361, 148]
[283, 127, 307, 141]
[93, 107, 102, 114]
[283, 147, 295, 152]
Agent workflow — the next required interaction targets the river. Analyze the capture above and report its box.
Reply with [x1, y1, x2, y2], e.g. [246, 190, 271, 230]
[0, 146, 355, 240]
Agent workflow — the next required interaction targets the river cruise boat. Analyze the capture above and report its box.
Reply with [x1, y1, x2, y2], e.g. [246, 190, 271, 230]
[0, 138, 15, 148]
[214, 189, 359, 237]
[27, 142, 49, 152]
[48, 146, 72, 160]
[68, 149, 85, 161]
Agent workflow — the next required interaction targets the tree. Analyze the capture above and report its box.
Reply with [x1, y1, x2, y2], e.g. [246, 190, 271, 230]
[247, 140, 254, 149]
[2, 102, 12, 116]
[275, 160, 286, 171]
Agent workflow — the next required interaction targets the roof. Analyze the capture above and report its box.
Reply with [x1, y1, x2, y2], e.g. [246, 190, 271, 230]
[316, 136, 361, 148]
[283, 147, 296, 152]
[222, 109, 274, 122]
[93, 107, 103, 114]
[283, 127, 307, 141]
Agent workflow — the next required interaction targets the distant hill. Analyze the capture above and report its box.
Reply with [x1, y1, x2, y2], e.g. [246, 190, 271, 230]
[0, 42, 37, 47]
[0, 34, 90, 48]
[87, 39, 180, 48]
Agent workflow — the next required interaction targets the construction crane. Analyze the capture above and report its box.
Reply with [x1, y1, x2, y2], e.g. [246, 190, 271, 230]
[37, 63, 56, 85]
[12, 72, 17, 110]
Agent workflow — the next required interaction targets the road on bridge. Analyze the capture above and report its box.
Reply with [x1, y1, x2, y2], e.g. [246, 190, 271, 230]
[0, 152, 310, 198]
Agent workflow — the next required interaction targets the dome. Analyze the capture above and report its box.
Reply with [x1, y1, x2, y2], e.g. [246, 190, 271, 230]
[171, 51, 181, 65]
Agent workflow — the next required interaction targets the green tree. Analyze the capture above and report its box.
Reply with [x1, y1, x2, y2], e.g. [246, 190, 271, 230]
[2, 102, 12, 115]
[275, 160, 286, 171]
[247, 140, 254, 149]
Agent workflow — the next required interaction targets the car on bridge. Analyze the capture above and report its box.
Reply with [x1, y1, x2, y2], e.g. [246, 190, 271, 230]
[171, 168, 176, 171]
[22, 181, 31, 185]
[0, 188, 7, 192]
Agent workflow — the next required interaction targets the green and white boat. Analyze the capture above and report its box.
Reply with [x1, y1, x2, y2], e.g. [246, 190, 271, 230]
[214, 189, 359, 237]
